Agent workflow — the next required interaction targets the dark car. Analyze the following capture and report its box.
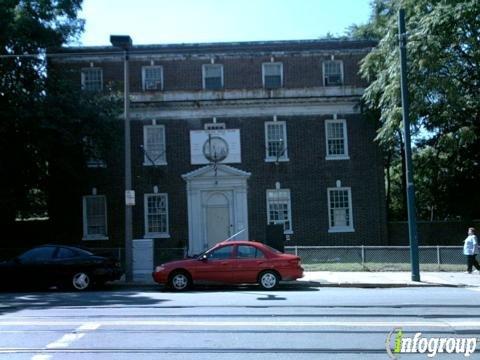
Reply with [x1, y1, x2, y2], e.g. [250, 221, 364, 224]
[153, 240, 304, 291]
[0, 245, 123, 291]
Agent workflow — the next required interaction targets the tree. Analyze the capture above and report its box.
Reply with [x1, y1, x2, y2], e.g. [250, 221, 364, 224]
[350, 0, 480, 220]
[0, 0, 120, 226]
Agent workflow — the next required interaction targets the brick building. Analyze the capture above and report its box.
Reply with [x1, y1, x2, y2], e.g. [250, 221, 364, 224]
[50, 39, 387, 268]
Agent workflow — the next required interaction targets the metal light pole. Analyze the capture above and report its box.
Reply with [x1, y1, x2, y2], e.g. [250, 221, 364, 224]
[398, 10, 420, 282]
[110, 35, 134, 282]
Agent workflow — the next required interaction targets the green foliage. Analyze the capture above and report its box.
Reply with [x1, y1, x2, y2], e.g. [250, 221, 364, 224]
[0, 0, 120, 223]
[350, 0, 480, 220]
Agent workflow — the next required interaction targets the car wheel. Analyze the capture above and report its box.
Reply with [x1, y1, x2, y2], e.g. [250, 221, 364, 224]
[258, 270, 279, 290]
[168, 271, 191, 291]
[72, 272, 91, 291]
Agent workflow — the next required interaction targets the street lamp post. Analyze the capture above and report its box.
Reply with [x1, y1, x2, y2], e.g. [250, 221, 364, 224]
[110, 35, 134, 282]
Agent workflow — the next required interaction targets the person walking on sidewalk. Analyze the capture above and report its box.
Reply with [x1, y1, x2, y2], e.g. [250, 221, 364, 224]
[463, 227, 480, 274]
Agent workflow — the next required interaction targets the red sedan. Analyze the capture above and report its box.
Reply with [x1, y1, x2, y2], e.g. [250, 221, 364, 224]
[152, 240, 303, 291]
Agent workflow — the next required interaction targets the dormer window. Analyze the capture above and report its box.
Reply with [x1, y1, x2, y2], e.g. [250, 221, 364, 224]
[323, 60, 343, 86]
[142, 66, 163, 91]
[202, 64, 223, 90]
[262, 63, 283, 89]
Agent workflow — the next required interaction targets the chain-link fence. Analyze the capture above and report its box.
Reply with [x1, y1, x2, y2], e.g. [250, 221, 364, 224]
[285, 246, 466, 271]
[0, 245, 467, 272]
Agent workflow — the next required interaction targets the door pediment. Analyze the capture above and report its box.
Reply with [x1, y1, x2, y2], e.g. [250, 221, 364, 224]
[182, 164, 251, 181]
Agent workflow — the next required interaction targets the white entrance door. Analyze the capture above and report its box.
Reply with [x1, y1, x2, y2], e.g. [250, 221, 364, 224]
[207, 206, 230, 247]
[133, 239, 153, 282]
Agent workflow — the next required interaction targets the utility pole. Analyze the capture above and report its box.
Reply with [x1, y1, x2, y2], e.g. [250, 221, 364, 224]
[398, 9, 420, 282]
[110, 35, 134, 282]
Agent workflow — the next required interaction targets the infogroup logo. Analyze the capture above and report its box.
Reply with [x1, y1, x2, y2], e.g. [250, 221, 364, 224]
[386, 328, 477, 358]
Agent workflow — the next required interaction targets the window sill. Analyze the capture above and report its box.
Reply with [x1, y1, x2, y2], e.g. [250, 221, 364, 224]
[143, 162, 168, 166]
[325, 155, 350, 161]
[265, 158, 290, 163]
[328, 227, 355, 233]
[82, 236, 109, 241]
[284, 230, 294, 235]
[144, 233, 170, 239]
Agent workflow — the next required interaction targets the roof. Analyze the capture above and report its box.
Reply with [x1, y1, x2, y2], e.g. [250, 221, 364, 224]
[53, 38, 377, 56]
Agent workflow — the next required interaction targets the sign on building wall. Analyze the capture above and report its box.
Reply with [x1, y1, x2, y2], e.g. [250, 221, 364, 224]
[190, 129, 241, 165]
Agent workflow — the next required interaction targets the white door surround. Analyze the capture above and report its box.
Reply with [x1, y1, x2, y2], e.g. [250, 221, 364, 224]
[182, 164, 251, 256]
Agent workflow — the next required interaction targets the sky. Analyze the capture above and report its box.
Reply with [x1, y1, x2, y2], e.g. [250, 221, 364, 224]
[77, 0, 373, 47]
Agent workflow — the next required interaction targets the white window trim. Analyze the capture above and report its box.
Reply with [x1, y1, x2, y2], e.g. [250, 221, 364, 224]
[322, 60, 344, 86]
[142, 65, 164, 91]
[266, 189, 293, 234]
[325, 119, 350, 160]
[327, 187, 354, 233]
[264, 121, 289, 162]
[144, 193, 170, 238]
[82, 195, 109, 240]
[202, 64, 224, 90]
[81, 68, 103, 91]
[143, 125, 167, 166]
[262, 62, 283, 88]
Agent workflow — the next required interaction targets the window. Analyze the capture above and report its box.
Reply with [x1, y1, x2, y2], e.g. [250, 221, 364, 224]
[83, 137, 106, 168]
[83, 195, 108, 240]
[205, 122, 226, 130]
[262, 63, 283, 89]
[144, 193, 169, 237]
[266, 189, 292, 233]
[18, 246, 56, 263]
[202, 64, 223, 90]
[325, 119, 349, 159]
[142, 66, 163, 91]
[328, 187, 354, 232]
[323, 60, 343, 86]
[265, 121, 288, 161]
[143, 125, 166, 165]
[81, 68, 103, 91]
[236, 245, 265, 259]
[56, 247, 79, 259]
[207, 245, 234, 260]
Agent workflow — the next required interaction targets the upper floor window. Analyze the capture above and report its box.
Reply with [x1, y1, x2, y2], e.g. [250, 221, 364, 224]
[81, 68, 103, 91]
[144, 193, 169, 237]
[262, 63, 283, 89]
[142, 66, 164, 91]
[327, 187, 354, 232]
[83, 137, 106, 168]
[202, 64, 223, 90]
[143, 125, 166, 166]
[82, 195, 108, 240]
[323, 60, 343, 86]
[325, 119, 349, 160]
[265, 121, 288, 162]
[266, 189, 293, 233]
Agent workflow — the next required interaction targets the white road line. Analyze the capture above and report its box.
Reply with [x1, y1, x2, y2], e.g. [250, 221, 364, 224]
[1, 320, 479, 327]
[30, 322, 100, 360]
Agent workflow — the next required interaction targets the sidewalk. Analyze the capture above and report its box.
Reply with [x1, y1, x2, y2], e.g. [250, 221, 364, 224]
[299, 271, 480, 288]
[116, 271, 480, 288]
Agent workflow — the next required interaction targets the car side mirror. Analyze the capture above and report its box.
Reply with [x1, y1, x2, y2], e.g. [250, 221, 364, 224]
[199, 254, 208, 262]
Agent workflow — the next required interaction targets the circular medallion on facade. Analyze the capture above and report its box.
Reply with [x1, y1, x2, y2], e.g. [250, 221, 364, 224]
[203, 136, 229, 162]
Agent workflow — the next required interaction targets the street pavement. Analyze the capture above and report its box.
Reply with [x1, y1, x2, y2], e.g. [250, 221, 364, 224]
[0, 276, 479, 359]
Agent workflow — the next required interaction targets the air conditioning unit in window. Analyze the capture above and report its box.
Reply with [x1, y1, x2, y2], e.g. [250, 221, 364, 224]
[325, 75, 342, 86]
[145, 80, 162, 91]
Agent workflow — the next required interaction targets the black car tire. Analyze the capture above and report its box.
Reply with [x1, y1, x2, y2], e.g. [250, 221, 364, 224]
[168, 271, 191, 291]
[71, 271, 91, 291]
[258, 270, 280, 290]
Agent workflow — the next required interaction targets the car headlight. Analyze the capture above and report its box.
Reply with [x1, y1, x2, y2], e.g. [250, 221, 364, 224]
[155, 266, 166, 272]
